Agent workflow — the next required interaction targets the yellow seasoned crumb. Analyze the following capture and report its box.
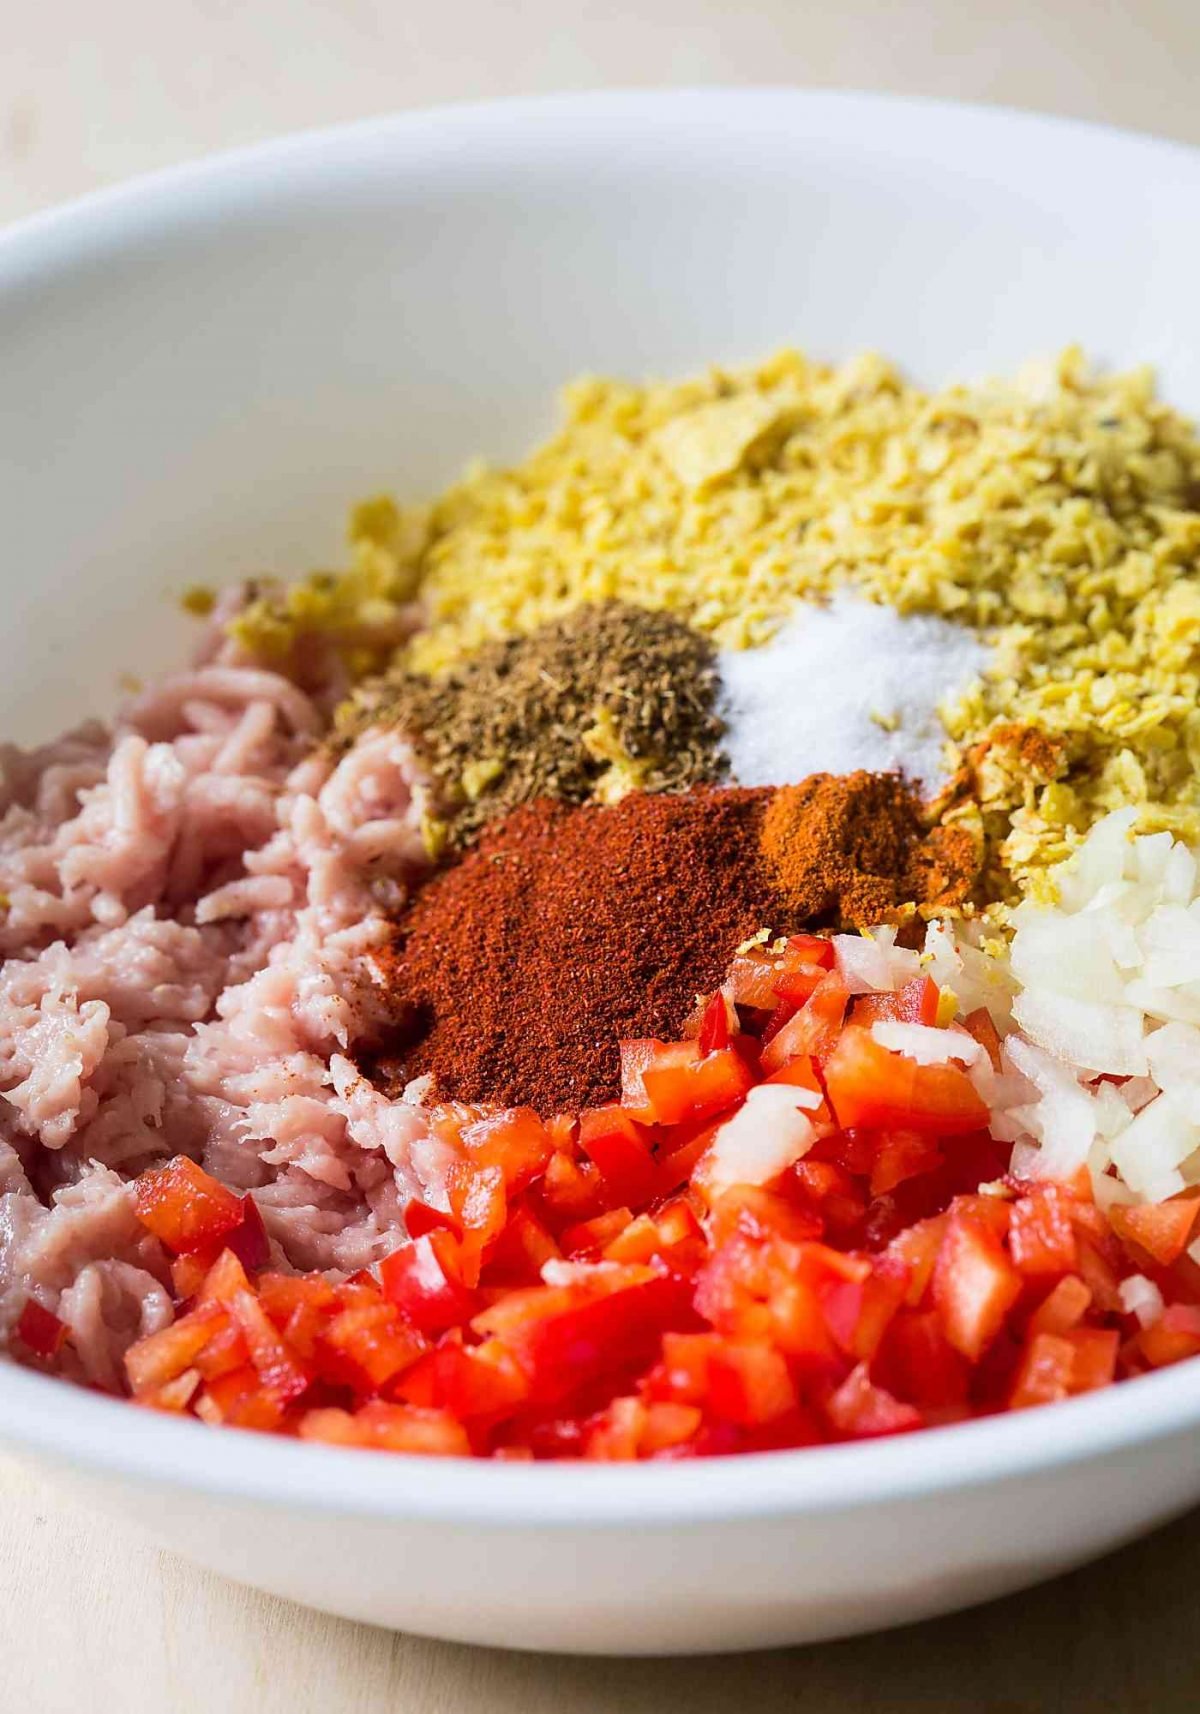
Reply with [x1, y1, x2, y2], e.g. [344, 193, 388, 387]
[180, 585, 216, 617]
[228, 347, 1200, 894]
[228, 496, 429, 668]
[579, 707, 654, 803]
[408, 345, 1200, 890]
[460, 757, 504, 801]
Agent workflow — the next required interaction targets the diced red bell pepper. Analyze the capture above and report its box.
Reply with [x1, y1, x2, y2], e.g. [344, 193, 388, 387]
[578, 1106, 659, 1208]
[1075, 1237, 1124, 1314]
[459, 1107, 554, 1192]
[133, 1155, 245, 1255]
[603, 1195, 707, 1273]
[1009, 1331, 1075, 1409]
[321, 1300, 426, 1388]
[869, 1129, 944, 1197]
[707, 1184, 825, 1248]
[885, 1215, 948, 1306]
[170, 1243, 222, 1301]
[640, 1400, 703, 1455]
[194, 1365, 287, 1432]
[139, 1368, 202, 1414]
[1109, 1194, 1200, 1268]
[12, 1298, 69, 1362]
[583, 1395, 647, 1461]
[257, 1271, 338, 1325]
[404, 1199, 461, 1241]
[933, 1212, 1022, 1361]
[772, 936, 837, 1005]
[196, 1246, 253, 1308]
[726, 950, 787, 1010]
[823, 1026, 989, 1136]
[638, 1044, 754, 1128]
[448, 1161, 508, 1286]
[126, 1306, 224, 1396]
[228, 1287, 311, 1403]
[487, 1270, 699, 1406]
[298, 1401, 470, 1456]
[560, 1207, 634, 1258]
[653, 1119, 721, 1197]
[820, 1255, 909, 1361]
[191, 1316, 250, 1382]
[696, 990, 731, 1055]
[876, 1308, 970, 1409]
[380, 1230, 477, 1334]
[426, 1337, 529, 1419]
[825, 1362, 922, 1438]
[962, 1006, 1003, 1071]
[535, 1151, 607, 1227]
[760, 976, 849, 1073]
[1008, 1184, 1079, 1277]
[761, 1052, 826, 1100]
[1139, 1302, 1200, 1367]
[1028, 1273, 1092, 1336]
[853, 976, 940, 1029]
[225, 1195, 271, 1273]
[703, 1337, 797, 1427]
[1066, 1326, 1119, 1392]
[481, 1202, 561, 1286]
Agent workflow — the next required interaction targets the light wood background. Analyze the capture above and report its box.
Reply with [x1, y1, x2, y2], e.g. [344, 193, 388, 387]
[3, 2, 1200, 1707]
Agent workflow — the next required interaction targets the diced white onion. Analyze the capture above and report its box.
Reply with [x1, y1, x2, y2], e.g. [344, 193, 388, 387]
[870, 1020, 983, 1066]
[1107, 1093, 1200, 1196]
[832, 933, 898, 993]
[1010, 989, 1147, 1077]
[700, 1084, 819, 1195]
[1118, 1274, 1164, 1329]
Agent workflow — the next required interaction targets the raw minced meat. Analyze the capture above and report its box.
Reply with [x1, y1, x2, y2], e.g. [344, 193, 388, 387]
[0, 632, 450, 1380]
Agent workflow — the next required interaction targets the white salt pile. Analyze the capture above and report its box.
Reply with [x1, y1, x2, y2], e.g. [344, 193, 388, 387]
[718, 594, 989, 790]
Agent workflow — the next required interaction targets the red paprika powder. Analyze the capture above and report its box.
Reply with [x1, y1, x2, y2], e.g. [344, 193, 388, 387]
[371, 788, 780, 1114]
[369, 775, 978, 1114]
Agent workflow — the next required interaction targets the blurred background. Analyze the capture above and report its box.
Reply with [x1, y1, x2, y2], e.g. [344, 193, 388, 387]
[3, 0, 1200, 226]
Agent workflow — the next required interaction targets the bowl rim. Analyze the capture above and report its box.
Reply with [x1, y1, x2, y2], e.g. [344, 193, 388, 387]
[5, 1346, 1200, 1526]
[4, 84, 1200, 1526]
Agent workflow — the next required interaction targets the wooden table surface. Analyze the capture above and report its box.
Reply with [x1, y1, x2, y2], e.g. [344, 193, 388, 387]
[4, 1, 1200, 1707]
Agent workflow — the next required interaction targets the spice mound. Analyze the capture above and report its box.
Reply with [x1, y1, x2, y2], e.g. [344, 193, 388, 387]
[333, 601, 726, 849]
[370, 772, 978, 1113]
[762, 772, 978, 923]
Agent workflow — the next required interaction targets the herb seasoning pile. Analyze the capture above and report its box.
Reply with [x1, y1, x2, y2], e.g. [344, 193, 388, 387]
[332, 602, 726, 850]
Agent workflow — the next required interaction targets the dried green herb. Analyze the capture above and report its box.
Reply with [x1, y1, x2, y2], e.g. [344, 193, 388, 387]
[331, 602, 727, 847]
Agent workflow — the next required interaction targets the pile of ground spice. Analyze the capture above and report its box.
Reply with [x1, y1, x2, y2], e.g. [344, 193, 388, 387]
[761, 771, 979, 923]
[368, 773, 980, 1113]
[331, 602, 726, 849]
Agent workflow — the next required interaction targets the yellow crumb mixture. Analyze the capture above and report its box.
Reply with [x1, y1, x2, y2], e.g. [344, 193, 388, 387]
[230, 348, 1200, 893]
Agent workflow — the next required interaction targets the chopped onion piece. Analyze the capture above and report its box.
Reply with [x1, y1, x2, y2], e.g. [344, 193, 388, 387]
[1001, 1036, 1096, 1177]
[1056, 808, 1137, 910]
[1122, 980, 1200, 1027]
[1163, 842, 1197, 905]
[832, 933, 899, 994]
[700, 1084, 818, 1195]
[1118, 1274, 1164, 1329]
[1146, 1021, 1200, 1091]
[1010, 911, 1124, 1002]
[1011, 989, 1147, 1077]
[870, 1020, 983, 1066]
[1107, 1093, 1200, 1196]
[1137, 905, 1200, 989]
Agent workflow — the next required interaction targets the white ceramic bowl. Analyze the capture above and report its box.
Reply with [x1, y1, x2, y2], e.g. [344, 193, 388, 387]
[3, 89, 1200, 1656]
